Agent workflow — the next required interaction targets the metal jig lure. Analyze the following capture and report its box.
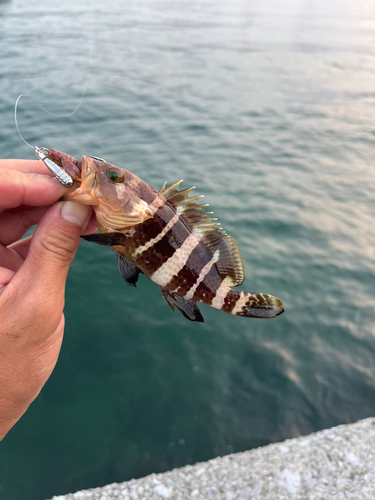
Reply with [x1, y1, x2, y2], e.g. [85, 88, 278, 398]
[34, 147, 74, 188]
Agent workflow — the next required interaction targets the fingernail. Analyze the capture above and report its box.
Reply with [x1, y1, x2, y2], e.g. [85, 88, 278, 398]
[60, 201, 92, 228]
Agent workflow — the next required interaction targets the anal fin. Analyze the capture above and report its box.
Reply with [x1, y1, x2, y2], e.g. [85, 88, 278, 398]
[162, 290, 204, 323]
[117, 254, 141, 287]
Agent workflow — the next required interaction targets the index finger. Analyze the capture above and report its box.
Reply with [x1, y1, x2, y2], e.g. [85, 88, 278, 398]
[0, 159, 53, 176]
[0, 169, 70, 209]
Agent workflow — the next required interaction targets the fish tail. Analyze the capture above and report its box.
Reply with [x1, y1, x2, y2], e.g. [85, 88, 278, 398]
[212, 285, 284, 318]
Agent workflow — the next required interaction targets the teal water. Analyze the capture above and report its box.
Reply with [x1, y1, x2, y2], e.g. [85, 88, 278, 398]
[1, 0, 375, 498]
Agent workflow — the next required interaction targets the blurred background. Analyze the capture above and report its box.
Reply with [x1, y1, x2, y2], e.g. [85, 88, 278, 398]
[1, 0, 375, 499]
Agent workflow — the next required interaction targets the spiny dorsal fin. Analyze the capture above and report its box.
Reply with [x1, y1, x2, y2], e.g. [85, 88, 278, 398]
[159, 180, 184, 200]
[160, 180, 245, 287]
[160, 180, 204, 212]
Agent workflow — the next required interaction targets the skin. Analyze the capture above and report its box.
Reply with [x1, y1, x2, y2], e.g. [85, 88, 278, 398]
[0, 160, 97, 440]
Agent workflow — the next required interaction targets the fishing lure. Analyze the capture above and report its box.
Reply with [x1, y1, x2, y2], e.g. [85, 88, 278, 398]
[35, 147, 284, 322]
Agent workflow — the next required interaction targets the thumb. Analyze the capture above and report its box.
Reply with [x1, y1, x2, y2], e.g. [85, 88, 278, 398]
[20, 201, 92, 297]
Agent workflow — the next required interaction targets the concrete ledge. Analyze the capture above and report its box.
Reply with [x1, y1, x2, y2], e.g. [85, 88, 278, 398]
[49, 417, 375, 500]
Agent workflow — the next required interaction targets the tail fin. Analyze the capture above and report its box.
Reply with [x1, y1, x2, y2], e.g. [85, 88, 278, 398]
[223, 289, 284, 319]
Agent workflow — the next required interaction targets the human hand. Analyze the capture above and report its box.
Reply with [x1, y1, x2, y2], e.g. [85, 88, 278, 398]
[0, 159, 96, 440]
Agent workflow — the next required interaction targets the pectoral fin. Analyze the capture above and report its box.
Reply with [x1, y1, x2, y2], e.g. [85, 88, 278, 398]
[81, 232, 126, 246]
[117, 254, 141, 287]
[162, 290, 204, 323]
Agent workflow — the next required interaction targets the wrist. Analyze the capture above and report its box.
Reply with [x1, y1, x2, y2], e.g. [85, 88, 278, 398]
[0, 386, 32, 440]
[0, 332, 61, 439]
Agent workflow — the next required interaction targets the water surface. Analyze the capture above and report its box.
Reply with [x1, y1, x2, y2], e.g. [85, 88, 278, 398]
[0, 0, 375, 499]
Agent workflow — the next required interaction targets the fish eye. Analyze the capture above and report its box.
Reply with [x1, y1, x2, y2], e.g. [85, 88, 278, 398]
[107, 170, 125, 183]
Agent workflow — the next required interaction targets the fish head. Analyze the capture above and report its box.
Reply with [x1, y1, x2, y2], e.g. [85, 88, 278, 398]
[64, 156, 153, 229]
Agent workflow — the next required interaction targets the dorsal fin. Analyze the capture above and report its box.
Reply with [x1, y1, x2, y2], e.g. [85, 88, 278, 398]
[159, 180, 184, 200]
[160, 181, 245, 287]
[204, 233, 245, 287]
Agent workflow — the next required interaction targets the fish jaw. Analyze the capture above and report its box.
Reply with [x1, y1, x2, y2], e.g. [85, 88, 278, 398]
[63, 156, 100, 205]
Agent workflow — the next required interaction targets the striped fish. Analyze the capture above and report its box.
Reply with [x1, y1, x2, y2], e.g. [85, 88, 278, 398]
[64, 155, 284, 322]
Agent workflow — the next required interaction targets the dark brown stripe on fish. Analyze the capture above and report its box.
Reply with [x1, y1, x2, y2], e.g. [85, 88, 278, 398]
[165, 241, 213, 294]
[192, 281, 216, 305]
[131, 204, 176, 248]
[165, 265, 198, 295]
[185, 240, 212, 273]
[221, 289, 239, 313]
[192, 265, 222, 305]
[137, 219, 191, 275]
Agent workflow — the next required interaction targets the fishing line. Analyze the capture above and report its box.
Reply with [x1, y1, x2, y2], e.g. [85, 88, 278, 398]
[15, 9, 95, 149]
[15, 89, 90, 149]
[15, 94, 34, 149]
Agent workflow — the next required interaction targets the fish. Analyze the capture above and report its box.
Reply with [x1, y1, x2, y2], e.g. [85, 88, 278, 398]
[57, 152, 284, 322]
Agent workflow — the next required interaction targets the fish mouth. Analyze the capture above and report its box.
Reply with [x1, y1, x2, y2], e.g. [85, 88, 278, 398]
[81, 156, 100, 192]
[64, 156, 100, 204]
